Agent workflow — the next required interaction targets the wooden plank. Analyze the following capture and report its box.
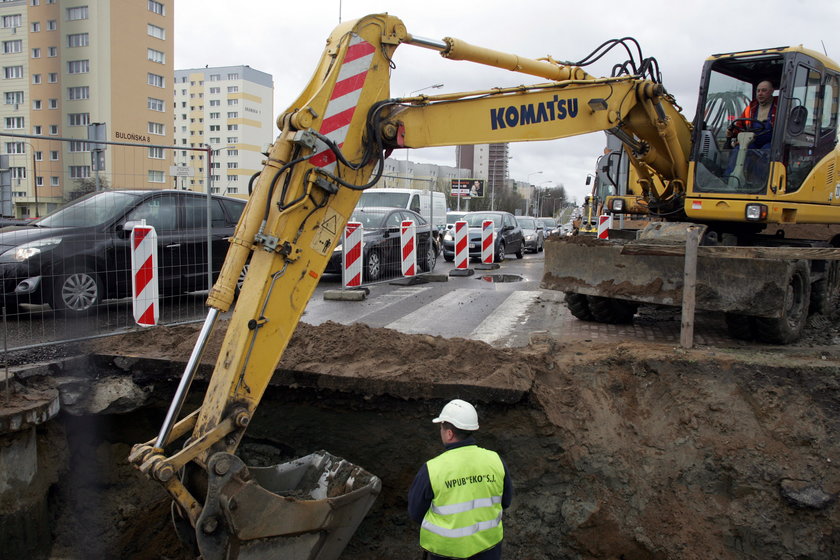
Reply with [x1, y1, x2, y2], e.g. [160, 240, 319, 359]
[680, 227, 702, 349]
[621, 244, 840, 260]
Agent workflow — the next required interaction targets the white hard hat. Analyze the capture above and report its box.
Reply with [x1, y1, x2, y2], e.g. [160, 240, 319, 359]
[433, 399, 479, 431]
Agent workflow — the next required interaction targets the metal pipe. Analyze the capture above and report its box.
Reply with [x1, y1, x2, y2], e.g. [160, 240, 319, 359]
[404, 34, 448, 51]
[154, 308, 220, 449]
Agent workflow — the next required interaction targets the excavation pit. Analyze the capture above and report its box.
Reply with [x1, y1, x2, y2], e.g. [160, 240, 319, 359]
[3, 321, 840, 559]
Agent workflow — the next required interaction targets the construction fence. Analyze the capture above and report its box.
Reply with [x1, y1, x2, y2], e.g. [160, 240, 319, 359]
[0, 132, 231, 352]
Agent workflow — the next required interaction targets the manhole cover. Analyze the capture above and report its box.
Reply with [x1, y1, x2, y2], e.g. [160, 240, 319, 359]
[476, 274, 524, 283]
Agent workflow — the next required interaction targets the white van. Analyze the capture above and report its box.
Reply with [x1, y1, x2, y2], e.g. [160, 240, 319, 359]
[357, 188, 447, 232]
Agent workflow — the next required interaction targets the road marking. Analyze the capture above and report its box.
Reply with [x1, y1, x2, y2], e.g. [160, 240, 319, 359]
[385, 289, 483, 334]
[470, 291, 541, 344]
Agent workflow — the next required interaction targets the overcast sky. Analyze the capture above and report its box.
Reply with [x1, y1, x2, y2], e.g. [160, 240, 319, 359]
[174, 0, 839, 204]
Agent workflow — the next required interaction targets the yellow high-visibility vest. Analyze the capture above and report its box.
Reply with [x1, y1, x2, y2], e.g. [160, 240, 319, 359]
[420, 445, 505, 558]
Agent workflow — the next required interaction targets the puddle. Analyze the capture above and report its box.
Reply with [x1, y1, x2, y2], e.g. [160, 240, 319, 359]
[476, 274, 524, 283]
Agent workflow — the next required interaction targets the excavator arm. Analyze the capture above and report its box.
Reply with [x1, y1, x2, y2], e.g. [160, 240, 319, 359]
[128, 14, 694, 559]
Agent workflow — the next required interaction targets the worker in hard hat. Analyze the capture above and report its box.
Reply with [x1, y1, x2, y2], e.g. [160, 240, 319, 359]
[408, 399, 513, 559]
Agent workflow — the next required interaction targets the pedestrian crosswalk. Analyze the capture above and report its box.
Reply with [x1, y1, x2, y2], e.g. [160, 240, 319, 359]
[303, 285, 547, 346]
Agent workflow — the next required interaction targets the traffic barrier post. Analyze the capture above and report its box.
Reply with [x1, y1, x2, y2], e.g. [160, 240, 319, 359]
[343, 221, 363, 288]
[130, 222, 159, 327]
[597, 215, 613, 239]
[400, 220, 416, 277]
[450, 220, 474, 277]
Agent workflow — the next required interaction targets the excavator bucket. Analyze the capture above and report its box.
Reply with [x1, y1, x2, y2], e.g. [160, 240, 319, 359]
[184, 450, 381, 560]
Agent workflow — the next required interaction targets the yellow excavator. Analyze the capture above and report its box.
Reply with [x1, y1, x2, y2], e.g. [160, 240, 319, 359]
[129, 14, 840, 558]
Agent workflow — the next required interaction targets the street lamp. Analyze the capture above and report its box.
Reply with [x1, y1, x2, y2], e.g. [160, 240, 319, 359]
[408, 83, 444, 96]
[527, 171, 542, 216]
[489, 156, 511, 211]
[538, 181, 553, 217]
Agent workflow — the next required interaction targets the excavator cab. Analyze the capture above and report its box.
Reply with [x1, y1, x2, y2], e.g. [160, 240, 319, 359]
[692, 46, 840, 199]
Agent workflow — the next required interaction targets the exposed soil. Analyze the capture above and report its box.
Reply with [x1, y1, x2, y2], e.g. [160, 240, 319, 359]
[3, 313, 823, 559]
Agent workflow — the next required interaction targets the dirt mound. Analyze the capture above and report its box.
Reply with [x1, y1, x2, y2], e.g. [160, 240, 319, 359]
[73, 320, 840, 559]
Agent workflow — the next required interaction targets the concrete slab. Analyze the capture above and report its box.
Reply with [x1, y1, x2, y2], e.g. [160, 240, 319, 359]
[449, 268, 475, 277]
[323, 288, 369, 301]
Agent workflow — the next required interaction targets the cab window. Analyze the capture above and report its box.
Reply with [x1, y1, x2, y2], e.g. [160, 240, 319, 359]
[784, 65, 822, 192]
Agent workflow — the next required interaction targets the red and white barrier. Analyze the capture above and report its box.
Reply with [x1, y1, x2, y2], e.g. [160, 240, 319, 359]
[130, 223, 158, 327]
[400, 220, 416, 277]
[481, 220, 495, 264]
[597, 215, 612, 239]
[343, 221, 363, 288]
[454, 220, 469, 269]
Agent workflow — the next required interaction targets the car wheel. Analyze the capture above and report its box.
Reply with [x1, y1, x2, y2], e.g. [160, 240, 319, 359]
[52, 266, 102, 314]
[443, 253, 454, 263]
[494, 241, 506, 263]
[515, 242, 524, 259]
[419, 240, 437, 272]
[365, 250, 382, 282]
[538, 238, 544, 252]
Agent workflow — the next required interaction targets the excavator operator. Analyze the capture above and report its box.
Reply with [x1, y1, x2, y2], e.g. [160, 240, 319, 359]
[726, 80, 778, 149]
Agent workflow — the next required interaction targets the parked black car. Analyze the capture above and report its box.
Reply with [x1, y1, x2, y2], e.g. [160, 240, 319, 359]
[325, 207, 437, 282]
[516, 216, 545, 253]
[0, 189, 246, 314]
[442, 211, 524, 263]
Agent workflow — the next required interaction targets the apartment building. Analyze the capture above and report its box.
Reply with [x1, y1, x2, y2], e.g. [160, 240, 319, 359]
[172, 65, 273, 197]
[0, 0, 174, 217]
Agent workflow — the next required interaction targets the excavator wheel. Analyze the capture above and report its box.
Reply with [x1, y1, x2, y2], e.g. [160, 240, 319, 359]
[587, 295, 637, 324]
[564, 292, 594, 321]
[724, 313, 756, 341]
[754, 260, 810, 344]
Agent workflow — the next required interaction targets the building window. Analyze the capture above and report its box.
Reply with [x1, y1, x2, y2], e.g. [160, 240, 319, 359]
[227, 112, 238, 118]
[147, 73, 164, 88]
[2, 15, 21, 28]
[47, 72, 57, 83]
[32, 99, 41, 109]
[32, 125, 41, 135]
[148, 147, 164, 159]
[49, 150, 58, 160]
[47, 20, 56, 30]
[67, 86, 89, 100]
[4, 66, 23, 79]
[34, 151, 42, 161]
[48, 124, 57, 135]
[35, 176, 43, 187]
[147, 48, 164, 64]
[5, 142, 23, 153]
[66, 6, 88, 21]
[147, 23, 165, 40]
[48, 98, 57, 109]
[148, 0, 165, 15]
[4, 117, 24, 129]
[3, 40, 22, 54]
[209, 86, 220, 94]
[10, 167, 26, 179]
[227, 162, 238, 169]
[148, 122, 164, 135]
[226, 137, 238, 143]
[208, 112, 219, 119]
[32, 73, 41, 84]
[47, 46, 56, 57]
[148, 170, 164, 183]
[227, 99, 238, 106]
[226, 175, 238, 182]
[209, 125, 220, 131]
[70, 165, 90, 178]
[67, 60, 89, 74]
[227, 74, 239, 80]
[147, 97, 164, 112]
[31, 47, 40, 58]
[68, 113, 88, 126]
[209, 137, 220, 144]
[50, 176, 59, 186]
[209, 99, 220, 107]
[69, 141, 88, 152]
[4, 91, 22, 104]
[227, 149, 238, 156]
[209, 74, 220, 81]
[67, 33, 88, 47]
[30, 21, 40, 32]
[227, 124, 238, 131]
